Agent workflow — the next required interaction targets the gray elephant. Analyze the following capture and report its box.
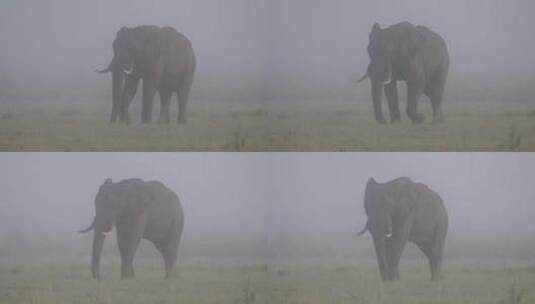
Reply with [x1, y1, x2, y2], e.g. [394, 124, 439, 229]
[357, 177, 448, 281]
[358, 22, 450, 124]
[97, 25, 196, 124]
[79, 178, 184, 279]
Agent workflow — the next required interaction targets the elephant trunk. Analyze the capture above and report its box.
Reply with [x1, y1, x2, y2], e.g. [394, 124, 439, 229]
[373, 236, 389, 281]
[111, 68, 124, 123]
[91, 231, 105, 279]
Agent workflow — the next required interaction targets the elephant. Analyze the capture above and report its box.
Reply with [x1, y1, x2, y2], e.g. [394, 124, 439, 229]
[357, 177, 448, 281]
[97, 25, 196, 124]
[79, 178, 184, 279]
[357, 22, 450, 124]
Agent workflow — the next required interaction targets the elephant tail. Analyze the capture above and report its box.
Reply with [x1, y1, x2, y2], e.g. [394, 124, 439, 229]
[79, 218, 95, 233]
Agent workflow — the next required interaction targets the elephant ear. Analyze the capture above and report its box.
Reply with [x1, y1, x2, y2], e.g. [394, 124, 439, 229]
[370, 23, 381, 40]
[367, 177, 378, 186]
[395, 180, 419, 214]
[142, 31, 165, 65]
[127, 184, 154, 214]
[399, 26, 424, 58]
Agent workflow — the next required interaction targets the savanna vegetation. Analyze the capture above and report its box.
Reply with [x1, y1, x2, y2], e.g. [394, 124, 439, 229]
[1, 236, 534, 304]
[1, 99, 534, 151]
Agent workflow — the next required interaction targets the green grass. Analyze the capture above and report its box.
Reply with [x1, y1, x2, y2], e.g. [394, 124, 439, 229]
[1, 260, 534, 303]
[1, 100, 535, 151]
[1, 237, 534, 303]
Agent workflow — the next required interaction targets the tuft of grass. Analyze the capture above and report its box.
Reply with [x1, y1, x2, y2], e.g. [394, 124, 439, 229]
[1, 112, 13, 120]
[10, 265, 23, 274]
[498, 282, 525, 304]
[507, 126, 522, 151]
[236, 277, 256, 304]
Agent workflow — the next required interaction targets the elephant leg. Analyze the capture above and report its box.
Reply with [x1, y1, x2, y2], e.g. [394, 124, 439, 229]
[416, 241, 441, 281]
[117, 213, 147, 279]
[432, 243, 444, 281]
[406, 80, 425, 124]
[141, 78, 158, 124]
[158, 89, 172, 124]
[120, 77, 140, 125]
[153, 220, 181, 278]
[177, 73, 194, 124]
[384, 81, 400, 123]
[426, 77, 446, 124]
[431, 229, 446, 280]
[115, 223, 133, 278]
[386, 220, 411, 280]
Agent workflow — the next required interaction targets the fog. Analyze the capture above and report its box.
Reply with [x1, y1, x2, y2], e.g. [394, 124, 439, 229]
[1, 0, 534, 103]
[1, 153, 534, 263]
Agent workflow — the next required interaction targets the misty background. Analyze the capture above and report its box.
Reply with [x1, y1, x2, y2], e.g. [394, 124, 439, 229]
[1, 153, 534, 267]
[1, 0, 534, 105]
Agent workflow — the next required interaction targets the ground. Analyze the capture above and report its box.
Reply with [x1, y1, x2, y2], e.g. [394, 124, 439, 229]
[0, 100, 534, 151]
[1, 260, 534, 304]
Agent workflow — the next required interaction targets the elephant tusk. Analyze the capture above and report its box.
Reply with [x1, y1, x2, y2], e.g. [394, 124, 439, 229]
[357, 73, 369, 83]
[96, 67, 111, 74]
[79, 219, 95, 233]
[356, 221, 368, 236]
[123, 68, 133, 75]
[385, 232, 392, 238]
[382, 68, 392, 84]
[101, 231, 111, 237]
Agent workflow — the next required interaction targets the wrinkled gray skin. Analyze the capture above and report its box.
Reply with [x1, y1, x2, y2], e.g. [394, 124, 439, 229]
[97, 25, 196, 124]
[80, 178, 184, 279]
[358, 22, 450, 124]
[357, 177, 448, 281]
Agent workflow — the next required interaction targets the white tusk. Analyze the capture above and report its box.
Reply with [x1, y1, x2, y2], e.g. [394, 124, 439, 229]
[382, 69, 392, 84]
[385, 232, 392, 238]
[96, 67, 111, 74]
[357, 73, 369, 83]
[123, 69, 133, 75]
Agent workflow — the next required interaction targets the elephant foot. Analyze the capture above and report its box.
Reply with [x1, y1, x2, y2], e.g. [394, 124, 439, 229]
[432, 113, 445, 124]
[390, 116, 401, 124]
[120, 114, 131, 125]
[409, 113, 424, 124]
[375, 116, 387, 124]
[431, 272, 444, 281]
[121, 269, 135, 279]
[158, 117, 171, 124]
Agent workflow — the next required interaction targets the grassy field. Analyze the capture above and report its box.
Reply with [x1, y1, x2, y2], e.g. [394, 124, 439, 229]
[1, 236, 534, 304]
[1, 100, 535, 151]
[1, 258, 534, 303]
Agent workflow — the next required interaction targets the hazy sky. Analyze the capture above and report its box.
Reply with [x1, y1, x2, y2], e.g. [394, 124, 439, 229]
[1, 153, 534, 258]
[1, 0, 534, 101]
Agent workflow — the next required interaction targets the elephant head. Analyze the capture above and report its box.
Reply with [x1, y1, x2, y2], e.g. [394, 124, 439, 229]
[79, 178, 129, 279]
[97, 26, 162, 123]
